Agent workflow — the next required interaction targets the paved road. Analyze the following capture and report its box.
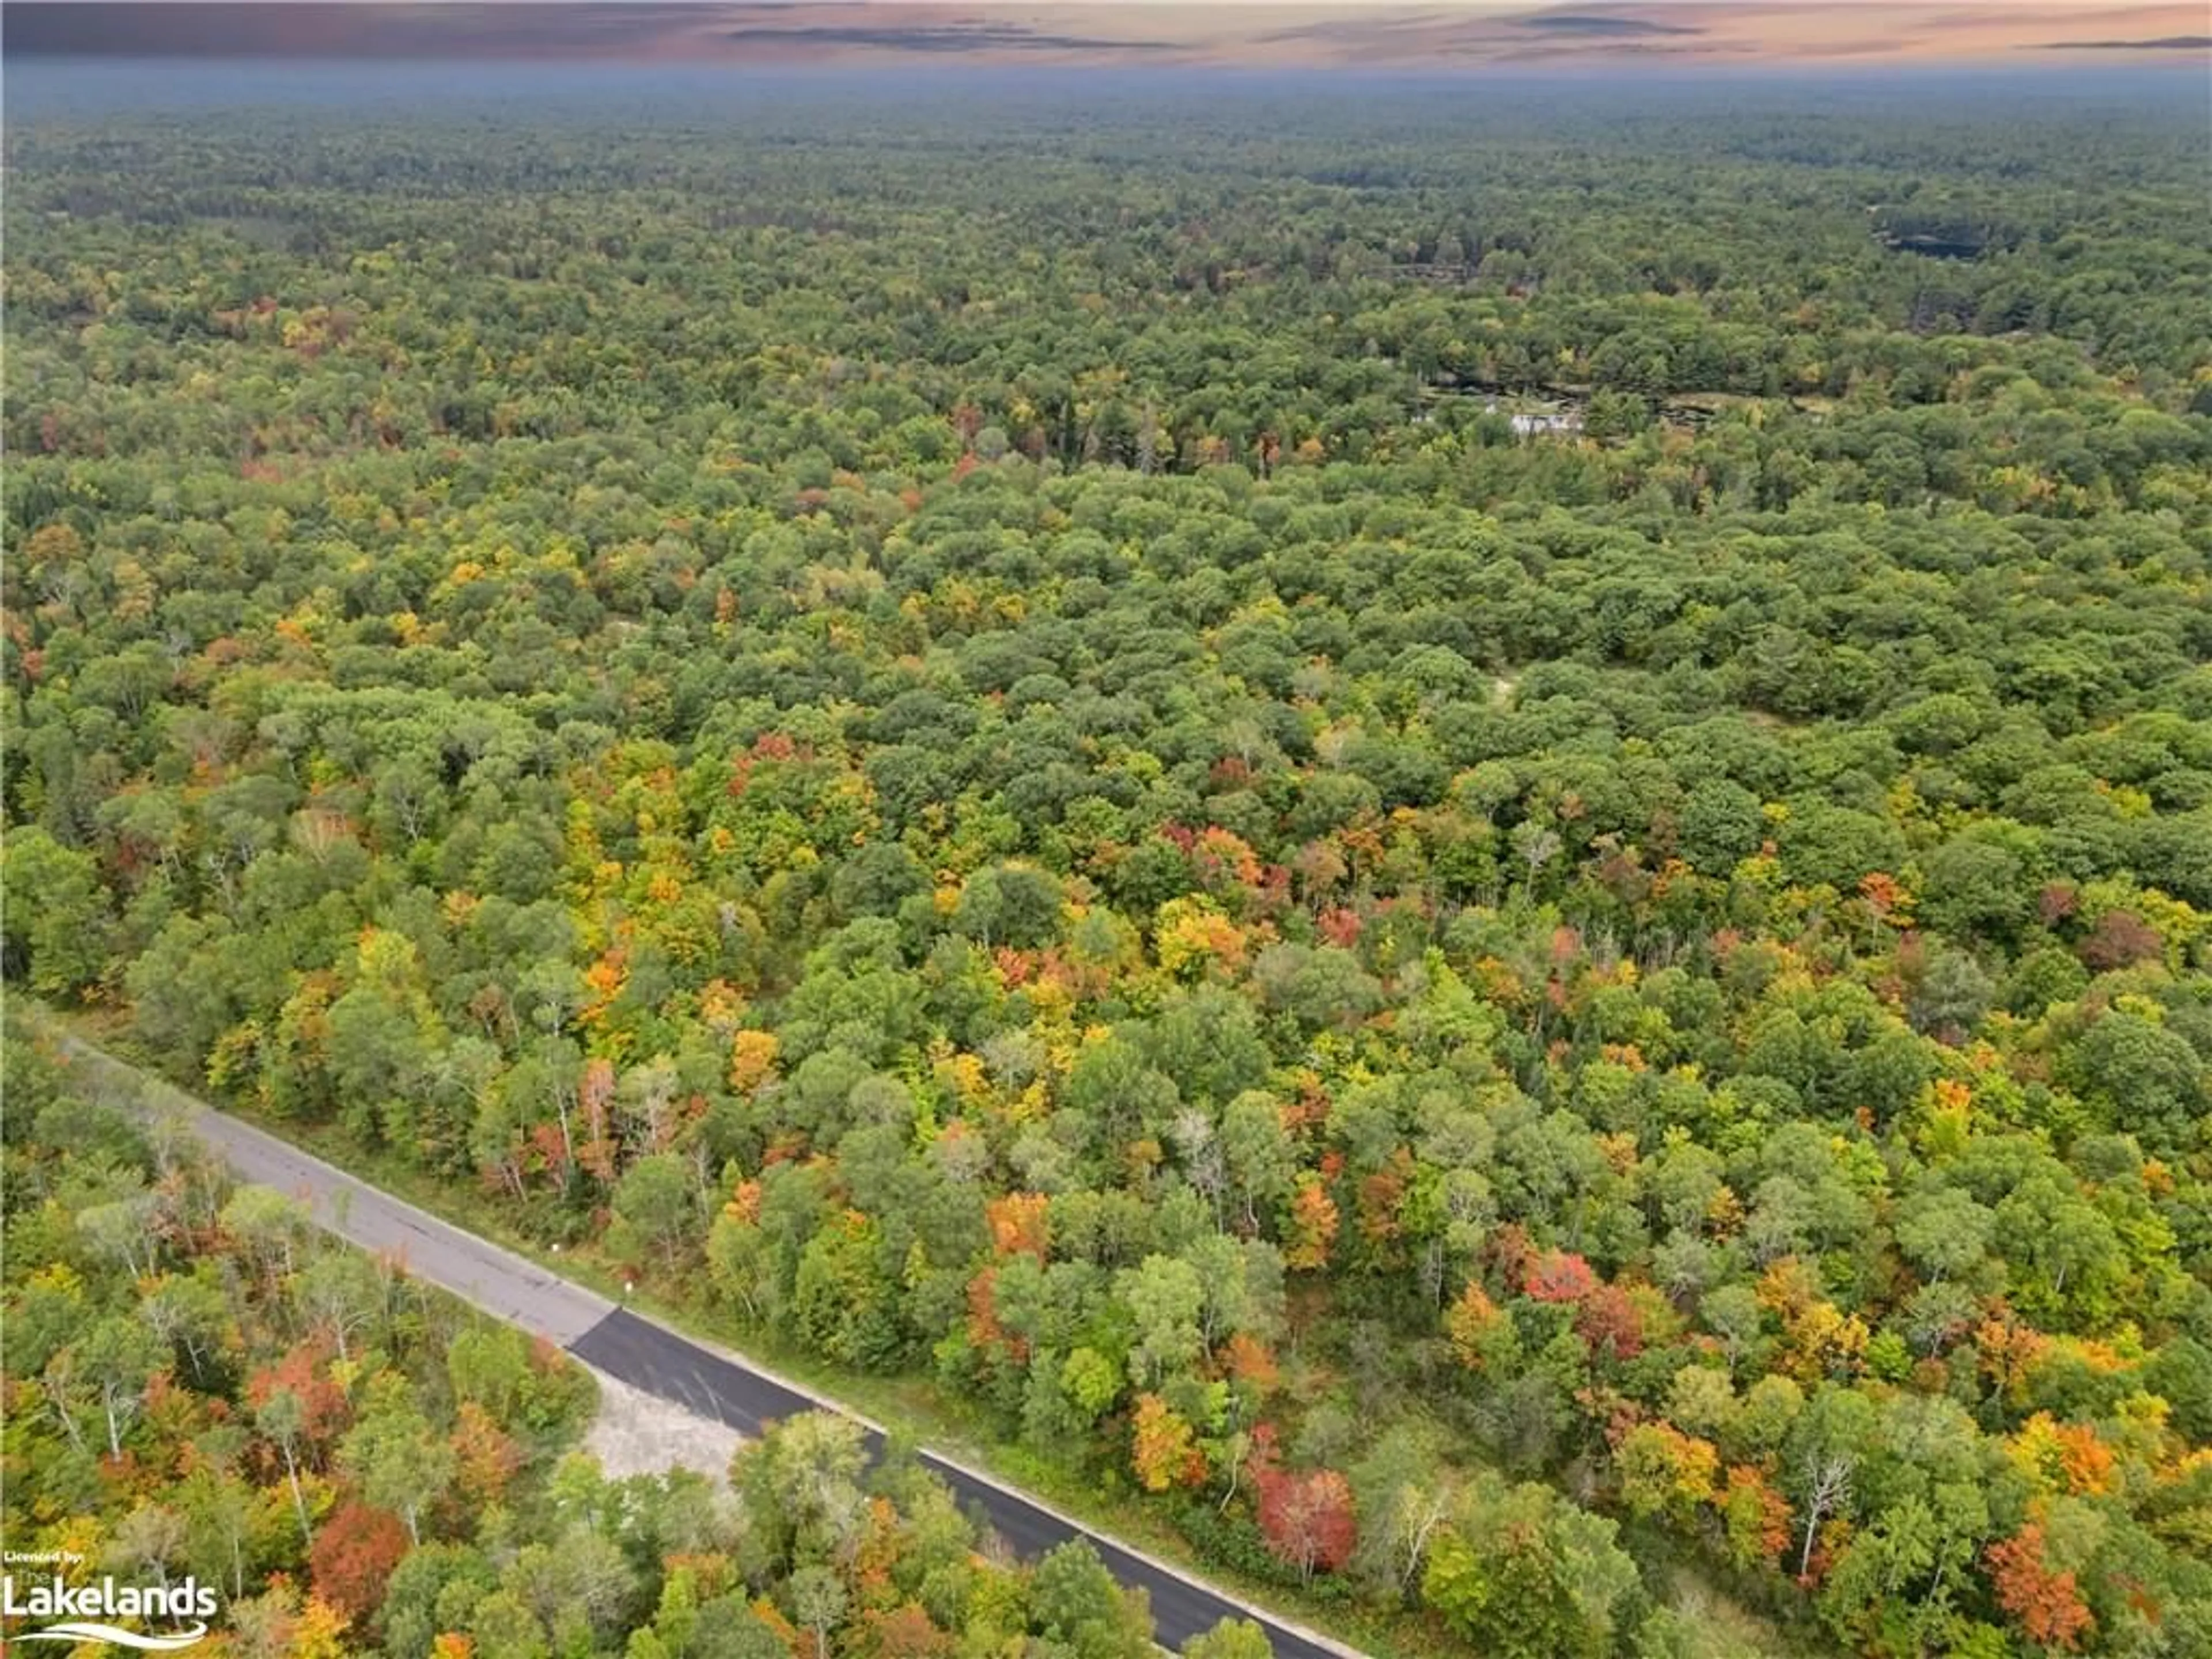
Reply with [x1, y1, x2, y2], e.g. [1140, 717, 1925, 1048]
[569, 1310, 1349, 1658]
[62, 1032, 1363, 1659]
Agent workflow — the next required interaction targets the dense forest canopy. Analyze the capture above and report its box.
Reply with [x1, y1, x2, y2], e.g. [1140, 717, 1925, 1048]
[4, 69, 2210, 1659]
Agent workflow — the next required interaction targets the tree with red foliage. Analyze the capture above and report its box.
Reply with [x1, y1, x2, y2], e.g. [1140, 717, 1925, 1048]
[248, 1340, 351, 1544]
[1574, 1282, 1645, 1362]
[1255, 1466, 1357, 1584]
[2079, 909, 2162, 971]
[1316, 906, 1362, 948]
[308, 1501, 410, 1623]
[246, 1340, 350, 1444]
[1523, 1249, 1597, 1304]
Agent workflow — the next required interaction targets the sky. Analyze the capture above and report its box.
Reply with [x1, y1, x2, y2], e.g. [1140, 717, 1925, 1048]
[7, 2, 2209, 69]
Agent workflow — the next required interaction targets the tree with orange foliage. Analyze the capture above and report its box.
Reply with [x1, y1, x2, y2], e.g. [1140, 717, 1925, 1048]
[1987, 1524, 2094, 1650]
[308, 1501, 410, 1623]
[1284, 1174, 1339, 1271]
[1222, 1332, 1279, 1395]
[984, 1192, 1051, 1262]
[450, 1400, 522, 1506]
[1355, 1146, 1415, 1260]
[844, 1494, 906, 1613]
[750, 1594, 806, 1657]
[856, 1604, 955, 1659]
[1444, 1281, 1506, 1370]
[1977, 1308, 2051, 1404]
[1721, 1465, 1793, 1571]
[2009, 1412, 2119, 1498]
[965, 1266, 1012, 1357]
[575, 1056, 619, 1184]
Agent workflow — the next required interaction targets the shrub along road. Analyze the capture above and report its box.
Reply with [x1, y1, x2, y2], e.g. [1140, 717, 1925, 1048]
[63, 1030, 1359, 1659]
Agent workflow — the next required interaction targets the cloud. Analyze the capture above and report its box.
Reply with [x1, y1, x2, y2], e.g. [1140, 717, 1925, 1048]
[1514, 14, 1703, 38]
[715, 22, 1177, 54]
[7, 2, 2208, 69]
[2031, 35, 2212, 50]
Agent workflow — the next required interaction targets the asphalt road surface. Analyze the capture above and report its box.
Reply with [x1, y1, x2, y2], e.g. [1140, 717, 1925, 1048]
[569, 1309, 1350, 1657]
[65, 1032, 1362, 1659]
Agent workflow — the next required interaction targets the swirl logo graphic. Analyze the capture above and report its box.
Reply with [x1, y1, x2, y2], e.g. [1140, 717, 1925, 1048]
[16, 1621, 212, 1650]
